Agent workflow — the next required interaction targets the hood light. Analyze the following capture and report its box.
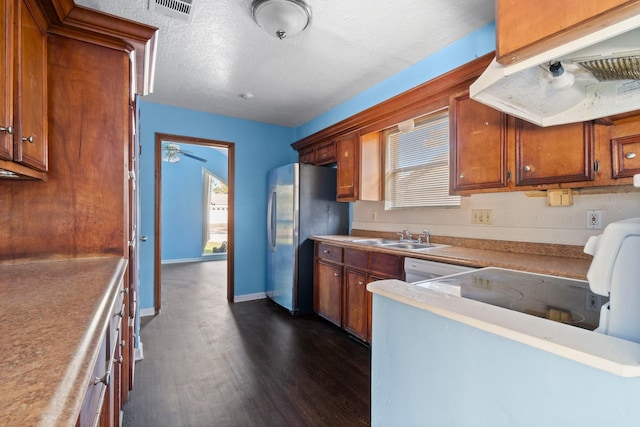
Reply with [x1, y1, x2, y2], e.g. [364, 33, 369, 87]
[548, 62, 575, 89]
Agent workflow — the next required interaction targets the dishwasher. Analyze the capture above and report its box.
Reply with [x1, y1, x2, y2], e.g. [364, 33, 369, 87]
[404, 257, 476, 283]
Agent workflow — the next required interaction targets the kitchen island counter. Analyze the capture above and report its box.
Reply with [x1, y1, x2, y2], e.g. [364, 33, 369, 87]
[0, 256, 127, 426]
[368, 278, 640, 426]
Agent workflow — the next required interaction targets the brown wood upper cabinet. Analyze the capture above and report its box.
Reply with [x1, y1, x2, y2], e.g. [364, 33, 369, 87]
[496, 0, 640, 65]
[296, 130, 381, 202]
[450, 91, 508, 192]
[299, 140, 336, 165]
[0, 0, 47, 178]
[336, 133, 358, 201]
[515, 120, 595, 186]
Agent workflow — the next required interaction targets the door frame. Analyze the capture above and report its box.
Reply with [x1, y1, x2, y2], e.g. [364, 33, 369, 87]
[154, 133, 235, 312]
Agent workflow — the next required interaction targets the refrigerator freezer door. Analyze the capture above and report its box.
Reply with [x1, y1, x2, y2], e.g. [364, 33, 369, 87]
[266, 163, 299, 312]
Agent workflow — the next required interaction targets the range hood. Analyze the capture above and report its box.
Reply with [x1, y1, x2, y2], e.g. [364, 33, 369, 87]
[470, 16, 640, 127]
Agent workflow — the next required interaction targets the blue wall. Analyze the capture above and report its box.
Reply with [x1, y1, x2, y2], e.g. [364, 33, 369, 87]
[296, 24, 495, 140]
[161, 144, 229, 261]
[137, 23, 496, 310]
[138, 102, 297, 309]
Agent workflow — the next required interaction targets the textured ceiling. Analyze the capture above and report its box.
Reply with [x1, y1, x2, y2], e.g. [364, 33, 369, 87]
[74, 0, 495, 127]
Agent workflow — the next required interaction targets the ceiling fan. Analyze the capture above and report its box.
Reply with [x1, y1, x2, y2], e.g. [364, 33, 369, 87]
[161, 142, 207, 163]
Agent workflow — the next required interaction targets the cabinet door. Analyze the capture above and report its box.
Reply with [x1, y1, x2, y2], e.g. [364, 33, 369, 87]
[0, 0, 12, 161]
[450, 92, 508, 192]
[611, 134, 640, 178]
[344, 269, 368, 341]
[314, 261, 343, 326]
[336, 133, 358, 201]
[14, 0, 47, 171]
[516, 119, 594, 186]
[299, 147, 316, 164]
[315, 140, 336, 165]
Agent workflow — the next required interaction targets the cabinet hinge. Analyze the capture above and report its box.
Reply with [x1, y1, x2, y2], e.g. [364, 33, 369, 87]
[506, 170, 512, 181]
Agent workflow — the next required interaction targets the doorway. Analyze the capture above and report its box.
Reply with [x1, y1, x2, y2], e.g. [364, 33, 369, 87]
[154, 133, 235, 313]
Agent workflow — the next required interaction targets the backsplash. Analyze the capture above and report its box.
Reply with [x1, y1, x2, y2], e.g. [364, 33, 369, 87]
[352, 189, 640, 246]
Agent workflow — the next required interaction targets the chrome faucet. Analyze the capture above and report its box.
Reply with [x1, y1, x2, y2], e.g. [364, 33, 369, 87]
[418, 230, 431, 245]
[397, 228, 412, 241]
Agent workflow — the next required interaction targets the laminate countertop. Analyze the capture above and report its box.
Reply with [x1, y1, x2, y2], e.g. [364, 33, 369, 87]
[0, 256, 127, 427]
[312, 235, 592, 280]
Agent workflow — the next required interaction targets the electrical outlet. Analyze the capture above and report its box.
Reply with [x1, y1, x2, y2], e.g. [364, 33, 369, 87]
[586, 209, 603, 229]
[472, 209, 493, 225]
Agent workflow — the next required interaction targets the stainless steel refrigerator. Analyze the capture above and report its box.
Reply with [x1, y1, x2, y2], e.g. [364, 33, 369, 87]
[267, 163, 349, 315]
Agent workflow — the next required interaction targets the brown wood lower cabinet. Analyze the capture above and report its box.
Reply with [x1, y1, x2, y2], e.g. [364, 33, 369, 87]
[314, 241, 402, 343]
[344, 269, 368, 340]
[314, 261, 343, 326]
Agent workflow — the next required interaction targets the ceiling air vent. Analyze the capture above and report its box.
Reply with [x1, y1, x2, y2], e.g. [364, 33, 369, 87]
[149, 0, 196, 22]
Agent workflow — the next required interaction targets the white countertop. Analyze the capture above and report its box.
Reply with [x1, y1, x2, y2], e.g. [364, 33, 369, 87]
[368, 278, 640, 377]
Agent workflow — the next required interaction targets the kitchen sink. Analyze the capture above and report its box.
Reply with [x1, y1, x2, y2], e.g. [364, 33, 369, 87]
[343, 238, 447, 251]
[382, 242, 440, 250]
[344, 238, 398, 245]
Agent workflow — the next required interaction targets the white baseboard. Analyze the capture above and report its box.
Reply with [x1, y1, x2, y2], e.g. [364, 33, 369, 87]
[161, 255, 226, 264]
[234, 292, 267, 302]
[140, 307, 155, 317]
[135, 341, 144, 361]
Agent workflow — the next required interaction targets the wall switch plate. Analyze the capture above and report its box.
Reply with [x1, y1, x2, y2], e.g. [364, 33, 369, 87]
[586, 209, 603, 229]
[472, 209, 493, 225]
[547, 189, 573, 206]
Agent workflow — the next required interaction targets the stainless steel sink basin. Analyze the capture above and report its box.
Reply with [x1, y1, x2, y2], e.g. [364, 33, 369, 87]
[343, 238, 448, 251]
[382, 242, 439, 250]
[344, 238, 398, 245]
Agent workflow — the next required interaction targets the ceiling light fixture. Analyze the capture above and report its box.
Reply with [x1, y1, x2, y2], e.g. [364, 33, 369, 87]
[251, 0, 311, 40]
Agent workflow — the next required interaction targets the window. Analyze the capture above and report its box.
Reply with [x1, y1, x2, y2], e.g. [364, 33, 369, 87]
[384, 109, 460, 209]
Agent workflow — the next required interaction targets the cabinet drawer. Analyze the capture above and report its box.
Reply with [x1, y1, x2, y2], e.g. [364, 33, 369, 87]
[316, 243, 342, 263]
[370, 252, 401, 277]
[315, 141, 336, 165]
[611, 134, 640, 178]
[344, 248, 368, 269]
[77, 334, 108, 427]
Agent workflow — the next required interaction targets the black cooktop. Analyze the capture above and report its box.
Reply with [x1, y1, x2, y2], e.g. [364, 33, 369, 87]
[416, 267, 607, 330]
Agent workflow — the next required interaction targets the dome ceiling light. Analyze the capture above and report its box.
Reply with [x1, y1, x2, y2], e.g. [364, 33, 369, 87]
[251, 0, 311, 40]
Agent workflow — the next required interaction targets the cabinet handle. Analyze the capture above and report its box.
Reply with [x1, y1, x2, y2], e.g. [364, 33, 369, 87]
[333, 272, 339, 277]
[523, 165, 532, 172]
[22, 135, 34, 144]
[116, 355, 124, 364]
[458, 173, 464, 179]
[121, 339, 126, 348]
[94, 371, 111, 386]
[323, 249, 329, 254]
[358, 281, 364, 285]
[625, 152, 636, 159]
[114, 307, 124, 318]
[0, 125, 13, 134]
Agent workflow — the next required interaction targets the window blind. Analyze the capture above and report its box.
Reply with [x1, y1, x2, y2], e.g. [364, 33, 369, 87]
[384, 109, 460, 209]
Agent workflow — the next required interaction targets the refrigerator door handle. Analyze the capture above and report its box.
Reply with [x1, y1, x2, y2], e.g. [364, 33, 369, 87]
[267, 190, 277, 252]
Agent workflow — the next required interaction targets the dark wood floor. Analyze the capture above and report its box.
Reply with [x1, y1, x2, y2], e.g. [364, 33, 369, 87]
[122, 261, 371, 427]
